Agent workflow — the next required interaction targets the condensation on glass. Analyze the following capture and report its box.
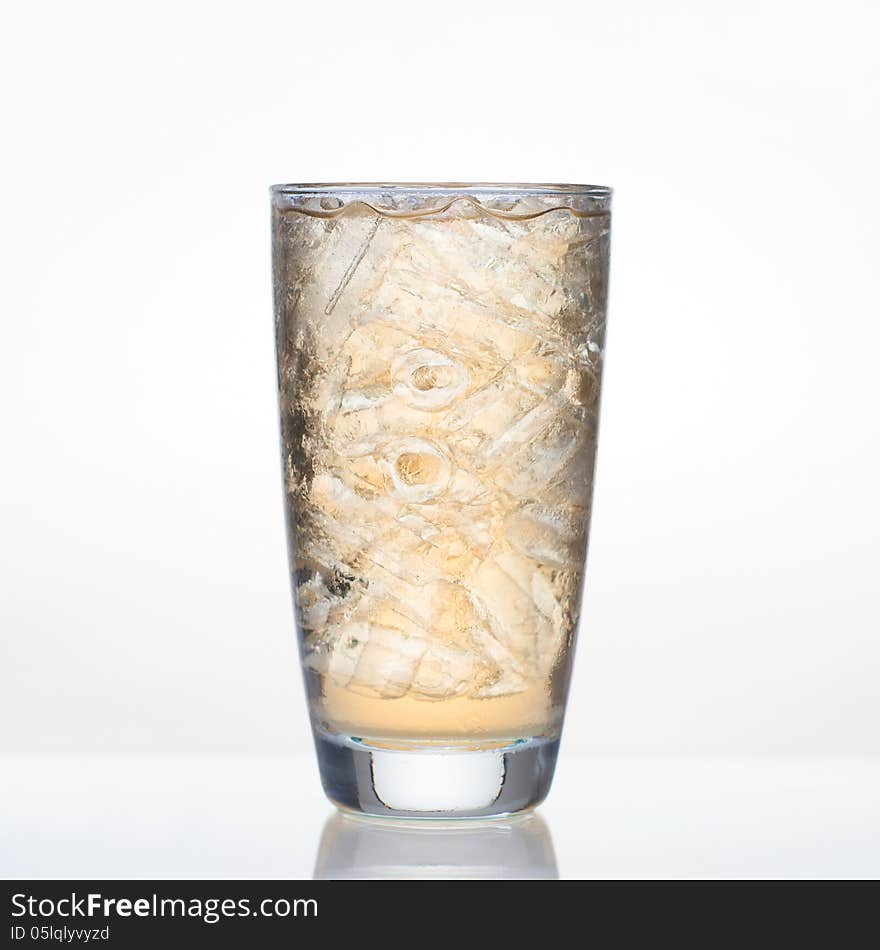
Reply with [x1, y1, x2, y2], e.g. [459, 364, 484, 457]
[272, 183, 612, 817]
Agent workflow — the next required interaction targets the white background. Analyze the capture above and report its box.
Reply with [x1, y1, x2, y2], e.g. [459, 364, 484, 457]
[2, 0, 879, 763]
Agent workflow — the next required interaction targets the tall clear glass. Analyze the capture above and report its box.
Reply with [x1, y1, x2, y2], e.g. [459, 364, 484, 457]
[271, 183, 611, 817]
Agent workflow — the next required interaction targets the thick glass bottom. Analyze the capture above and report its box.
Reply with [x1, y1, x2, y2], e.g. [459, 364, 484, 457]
[313, 727, 560, 819]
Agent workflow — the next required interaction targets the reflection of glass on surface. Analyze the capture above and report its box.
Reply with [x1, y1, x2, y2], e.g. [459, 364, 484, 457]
[313, 811, 558, 880]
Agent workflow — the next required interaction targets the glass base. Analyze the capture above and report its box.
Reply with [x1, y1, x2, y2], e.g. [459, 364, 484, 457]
[313, 728, 560, 819]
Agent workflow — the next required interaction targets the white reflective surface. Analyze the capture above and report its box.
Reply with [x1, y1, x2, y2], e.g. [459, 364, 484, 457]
[3, 757, 879, 879]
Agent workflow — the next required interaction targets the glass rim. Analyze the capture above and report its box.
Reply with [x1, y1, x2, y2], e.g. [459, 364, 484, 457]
[270, 181, 612, 198]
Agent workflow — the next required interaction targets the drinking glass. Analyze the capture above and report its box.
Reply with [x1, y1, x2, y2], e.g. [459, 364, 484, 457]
[271, 183, 611, 817]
